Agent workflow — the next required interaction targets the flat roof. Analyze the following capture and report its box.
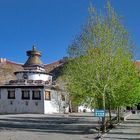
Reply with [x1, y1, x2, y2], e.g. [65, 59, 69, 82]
[14, 70, 51, 75]
[0, 85, 51, 89]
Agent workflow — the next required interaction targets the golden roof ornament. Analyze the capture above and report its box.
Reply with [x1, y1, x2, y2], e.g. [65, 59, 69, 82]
[24, 46, 44, 68]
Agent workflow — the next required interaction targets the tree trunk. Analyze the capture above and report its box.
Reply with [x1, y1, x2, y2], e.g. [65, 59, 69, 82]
[69, 100, 72, 113]
[117, 107, 120, 123]
[102, 116, 106, 133]
[108, 105, 112, 126]
[102, 93, 106, 133]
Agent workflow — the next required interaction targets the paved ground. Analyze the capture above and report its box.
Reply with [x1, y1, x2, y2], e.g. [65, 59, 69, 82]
[0, 113, 99, 140]
[0, 113, 139, 140]
[103, 113, 140, 140]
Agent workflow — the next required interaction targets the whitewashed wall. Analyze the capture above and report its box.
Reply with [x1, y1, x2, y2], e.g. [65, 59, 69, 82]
[44, 90, 59, 114]
[0, 88, 44, 114]
[78, 105, 93, 113]
[44, 90, 69, 114]
[0, 88, 68, 114]
[16, 72, 52, 81]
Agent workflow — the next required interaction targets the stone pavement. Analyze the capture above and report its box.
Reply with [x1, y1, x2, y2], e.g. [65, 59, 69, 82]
[102, 113, 140, 140]
[0, 113, 139, 140]
[0, 113, 99, 140]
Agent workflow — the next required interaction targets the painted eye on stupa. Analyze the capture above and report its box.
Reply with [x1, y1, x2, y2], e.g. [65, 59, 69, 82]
[23, 73, 28, 79]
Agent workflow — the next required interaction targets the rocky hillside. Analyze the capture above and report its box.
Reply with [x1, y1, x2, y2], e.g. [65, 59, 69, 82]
[0, 60, 23, 84]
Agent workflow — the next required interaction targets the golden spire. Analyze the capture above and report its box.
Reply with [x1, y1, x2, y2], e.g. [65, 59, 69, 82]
[24, 46, 44, 68]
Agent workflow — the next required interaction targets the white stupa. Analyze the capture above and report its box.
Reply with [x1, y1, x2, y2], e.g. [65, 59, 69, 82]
[0, 46, 67, 114]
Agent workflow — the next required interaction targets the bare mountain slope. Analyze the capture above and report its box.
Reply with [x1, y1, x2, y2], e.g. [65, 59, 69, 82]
[0, 60, 23, 84]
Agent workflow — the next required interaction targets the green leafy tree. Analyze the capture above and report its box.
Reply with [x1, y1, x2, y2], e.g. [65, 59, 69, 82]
[63, 2, 140, 132]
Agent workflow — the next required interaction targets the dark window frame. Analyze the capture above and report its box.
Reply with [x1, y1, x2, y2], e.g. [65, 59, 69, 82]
[32, 90, 41, 100]
[8, 90, 15, 99]
[21, 90, 30, 100]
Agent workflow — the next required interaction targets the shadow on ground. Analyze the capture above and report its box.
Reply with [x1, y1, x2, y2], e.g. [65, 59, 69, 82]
[103, 137, 140, 140]
[103, 114, 140, 140]
[0, 115, 98, 135]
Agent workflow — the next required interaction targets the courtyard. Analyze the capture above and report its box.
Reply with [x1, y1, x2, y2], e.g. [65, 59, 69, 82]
[0, 113, 99, 140]
[0, 113, 139, 139]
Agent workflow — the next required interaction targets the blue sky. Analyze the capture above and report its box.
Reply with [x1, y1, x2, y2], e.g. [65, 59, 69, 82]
[0, 0, 140, 64]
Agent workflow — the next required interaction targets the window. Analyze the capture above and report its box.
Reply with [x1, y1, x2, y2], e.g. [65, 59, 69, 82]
[8, 90, 15, 99]
[32, 90, 41, 100]
[45, 91, 51, 100]
[22, 90, 30, 100]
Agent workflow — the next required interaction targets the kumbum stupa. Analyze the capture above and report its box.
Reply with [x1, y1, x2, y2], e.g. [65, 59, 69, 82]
[0, 46, 68, 114]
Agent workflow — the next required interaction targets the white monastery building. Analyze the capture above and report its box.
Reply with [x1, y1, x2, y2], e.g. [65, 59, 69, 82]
[0, 47, 67, 114]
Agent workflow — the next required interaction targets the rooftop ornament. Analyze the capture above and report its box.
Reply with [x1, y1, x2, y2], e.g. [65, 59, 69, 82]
[23, 46, 44, 68]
